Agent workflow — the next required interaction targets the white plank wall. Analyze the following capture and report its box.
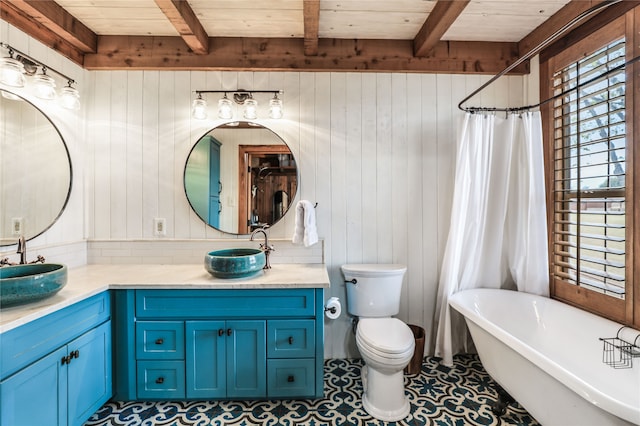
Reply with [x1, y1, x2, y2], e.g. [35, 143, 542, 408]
[84, 69, 524, 358]
[0, 21, 87, 261]
[1, 21, 529, 359]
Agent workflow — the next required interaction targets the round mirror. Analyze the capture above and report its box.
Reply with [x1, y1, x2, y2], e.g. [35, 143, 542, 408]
[184, 122, 298, 235]
[0, 90, 72, 246]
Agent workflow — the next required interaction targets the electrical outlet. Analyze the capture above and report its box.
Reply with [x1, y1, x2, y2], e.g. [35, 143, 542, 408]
[11, 217, 23, 236]
[154, 218, 166, 236]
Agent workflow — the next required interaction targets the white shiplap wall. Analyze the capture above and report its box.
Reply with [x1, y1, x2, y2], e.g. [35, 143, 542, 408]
[85, 69, 524, 358]
[1, 19, 530, 359]
[0, 21, 87, 266]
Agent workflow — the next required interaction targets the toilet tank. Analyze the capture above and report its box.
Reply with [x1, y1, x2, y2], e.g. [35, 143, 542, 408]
[341, 264, 407, 317]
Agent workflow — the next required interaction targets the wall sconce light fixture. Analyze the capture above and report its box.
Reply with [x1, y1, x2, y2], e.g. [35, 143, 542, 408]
[192, 89, 283, 120]
[0, 42, 80, 110]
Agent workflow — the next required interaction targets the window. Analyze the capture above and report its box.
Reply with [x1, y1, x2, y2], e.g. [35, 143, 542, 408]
[542, 15, 637, 327]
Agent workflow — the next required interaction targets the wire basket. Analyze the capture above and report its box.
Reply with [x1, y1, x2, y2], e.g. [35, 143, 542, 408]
[600, 327, 640, 369]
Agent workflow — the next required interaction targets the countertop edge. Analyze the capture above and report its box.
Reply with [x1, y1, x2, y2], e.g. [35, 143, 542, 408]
[1, 263, 330, 333]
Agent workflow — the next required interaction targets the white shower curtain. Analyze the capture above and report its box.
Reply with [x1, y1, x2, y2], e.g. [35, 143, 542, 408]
[433, 111, 549, 366]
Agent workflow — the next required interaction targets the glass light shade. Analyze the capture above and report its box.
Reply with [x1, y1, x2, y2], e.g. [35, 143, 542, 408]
[33, 74, 57, 100]
[0, 57, 26, 87]
[217, 97, 233, 119]
[243, 98, 258, 120]
[59, 86, 81, 110]
[269, 97, 283, 119]
[192, 97, 207, 120]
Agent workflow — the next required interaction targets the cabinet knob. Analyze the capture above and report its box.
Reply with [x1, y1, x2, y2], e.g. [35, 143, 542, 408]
[287, 375, 295, 383]
[156, 377, 165, 384]
[227, 328, 232, 336]
[61, 355, 71, 365]
[288, 336, 294, 345]
[218, 329, 225, 337]
[155, 338, 164, 345]
[70, 350, 80, 359]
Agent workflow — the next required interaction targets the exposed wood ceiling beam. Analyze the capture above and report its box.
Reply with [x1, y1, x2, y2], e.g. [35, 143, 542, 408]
[303, 0, 320, 56]
[84, 36, 527, 75]
[0, 0, 85, 65]
[538, 0, 640, 61]
[414, 0, 470, 57]
[517, 0, 619, 57]
[1, 0, 96, 53]
[153, 0, 209, 54]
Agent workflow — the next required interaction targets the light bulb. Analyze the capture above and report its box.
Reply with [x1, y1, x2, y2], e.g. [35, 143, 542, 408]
[269, 95, 283, 119]
[0, 57, 26, 87]
[218, 95, 233, 119]
[243, 98, 258, 120]
[33, 73, 57, 100]
[192, 95, 207, 120]
[59, 85, 80, 110]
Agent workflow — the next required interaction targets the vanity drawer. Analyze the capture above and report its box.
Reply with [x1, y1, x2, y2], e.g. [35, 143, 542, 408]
[137, 360, 185, 399]
[135, 289, 315, 319]
[136, 321, 184, 360]
[267, 358, 315, 398]
[267, 320, 315, 358]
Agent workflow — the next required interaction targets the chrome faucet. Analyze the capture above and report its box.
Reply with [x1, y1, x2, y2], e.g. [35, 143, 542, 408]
[0, 237, 45, 266]
[250, 226, 275, 269]
[17, 236, 26, 264]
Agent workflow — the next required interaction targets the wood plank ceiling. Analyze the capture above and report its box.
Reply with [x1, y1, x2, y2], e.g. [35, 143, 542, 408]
[0, 0, 626, 74]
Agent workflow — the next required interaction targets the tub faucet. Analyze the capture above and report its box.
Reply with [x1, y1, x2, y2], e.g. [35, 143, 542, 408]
[250, 226, 275, 269]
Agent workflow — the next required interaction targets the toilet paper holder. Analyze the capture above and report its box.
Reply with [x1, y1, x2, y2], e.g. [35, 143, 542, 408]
[324, 297, 342, 319]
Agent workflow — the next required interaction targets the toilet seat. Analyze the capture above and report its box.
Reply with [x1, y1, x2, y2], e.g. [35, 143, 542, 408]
[356, 318, 414, 356]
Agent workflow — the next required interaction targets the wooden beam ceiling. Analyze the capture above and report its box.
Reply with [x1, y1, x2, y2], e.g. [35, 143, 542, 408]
[0, 0, 87, 64]
[84, 36, 526, 74]
[414, 0, 470, 57]
[153, 0, 209, 55]
[1, 0, 96, 53]
[3, 0, 632, 74]
[303, 0, 320, 56]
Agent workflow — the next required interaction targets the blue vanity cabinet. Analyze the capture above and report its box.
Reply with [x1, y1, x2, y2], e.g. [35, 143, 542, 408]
[113, 288, 324, 401]
[0, 292, 112, 426]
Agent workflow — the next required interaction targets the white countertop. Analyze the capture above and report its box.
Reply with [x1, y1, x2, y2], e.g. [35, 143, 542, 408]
[0, 263, 330, 333]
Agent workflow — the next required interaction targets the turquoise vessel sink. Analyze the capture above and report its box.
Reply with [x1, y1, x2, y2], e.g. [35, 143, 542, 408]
[0, 263, 67, 307]
[205, 248, 266, 279]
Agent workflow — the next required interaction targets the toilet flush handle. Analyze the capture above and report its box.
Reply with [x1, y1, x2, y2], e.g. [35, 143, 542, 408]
[344, 279, 357, 285]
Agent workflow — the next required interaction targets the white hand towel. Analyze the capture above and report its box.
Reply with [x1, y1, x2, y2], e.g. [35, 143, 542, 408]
[292, 200, 318, 247]
[292, 201, 305, 244]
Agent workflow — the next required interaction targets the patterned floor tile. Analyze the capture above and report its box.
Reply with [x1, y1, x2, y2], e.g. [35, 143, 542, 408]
[85, 355, 540, 426]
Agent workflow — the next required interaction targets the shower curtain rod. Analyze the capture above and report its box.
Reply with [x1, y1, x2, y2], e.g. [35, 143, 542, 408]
[458, 0, 622, 113]
[467, 54, 640, 115]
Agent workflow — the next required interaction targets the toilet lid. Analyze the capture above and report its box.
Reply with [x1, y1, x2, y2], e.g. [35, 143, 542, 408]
[357, 318, 414, 354]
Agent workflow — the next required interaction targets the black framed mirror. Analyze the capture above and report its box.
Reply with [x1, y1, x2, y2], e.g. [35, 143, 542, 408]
[0, 90, 72, 246]
[184, 121, 298, 235]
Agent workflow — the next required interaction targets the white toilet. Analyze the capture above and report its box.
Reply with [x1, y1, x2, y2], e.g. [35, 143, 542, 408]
[342, 264, 415, 422]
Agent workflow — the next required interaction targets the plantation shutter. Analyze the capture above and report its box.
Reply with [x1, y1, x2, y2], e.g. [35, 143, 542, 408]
[551, 38, 627, 299]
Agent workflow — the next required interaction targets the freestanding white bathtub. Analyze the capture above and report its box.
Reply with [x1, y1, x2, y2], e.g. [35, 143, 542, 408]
[449, 288, 640, 426]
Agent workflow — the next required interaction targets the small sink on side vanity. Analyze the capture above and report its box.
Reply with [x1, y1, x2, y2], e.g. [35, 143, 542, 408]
[0, 263, 329, 426]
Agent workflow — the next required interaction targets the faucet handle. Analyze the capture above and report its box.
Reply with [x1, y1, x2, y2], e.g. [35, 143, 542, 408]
[30, 255, 46, 264]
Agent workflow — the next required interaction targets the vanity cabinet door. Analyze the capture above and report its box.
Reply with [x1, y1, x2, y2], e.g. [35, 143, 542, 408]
[186, 321, 226, 398]
[226, 320, 266, 398]
[67, 321, 112, 426]
[0, 346, 67, 426]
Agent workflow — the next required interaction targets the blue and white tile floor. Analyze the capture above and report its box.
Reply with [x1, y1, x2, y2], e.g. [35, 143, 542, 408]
[85, 355, 540, 426]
